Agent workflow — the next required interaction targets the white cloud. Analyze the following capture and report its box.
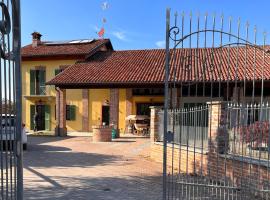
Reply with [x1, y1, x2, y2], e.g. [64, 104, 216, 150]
[112, 31, 127, 41]
[155, 40, 166, 48]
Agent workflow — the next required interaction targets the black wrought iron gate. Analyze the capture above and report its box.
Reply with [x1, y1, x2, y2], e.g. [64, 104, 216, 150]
[163, 9, 270, 200]
[0, 0, 22, 199]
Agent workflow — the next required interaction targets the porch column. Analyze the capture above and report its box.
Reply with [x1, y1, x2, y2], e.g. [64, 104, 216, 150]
[55, 88, 67, 136]
[126, 89, 132, 117]
[82, 89, 89, 132]
[169, 88, 180, 108]
[150, 106, 162, 143]
[232, 86, 242, 102]
[109, 89, 119, 131]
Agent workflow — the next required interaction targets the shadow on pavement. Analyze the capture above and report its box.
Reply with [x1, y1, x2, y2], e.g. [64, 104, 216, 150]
[24, 175, 162, 200]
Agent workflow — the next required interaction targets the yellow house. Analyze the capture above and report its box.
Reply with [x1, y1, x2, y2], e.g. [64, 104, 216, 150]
[21, 32, 165, 135]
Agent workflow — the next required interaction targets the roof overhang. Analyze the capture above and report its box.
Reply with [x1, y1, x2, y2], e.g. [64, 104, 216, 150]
[48, 80, 270, 89]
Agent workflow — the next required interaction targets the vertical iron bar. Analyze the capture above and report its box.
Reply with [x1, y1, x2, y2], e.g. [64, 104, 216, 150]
[163, 8, 170, 200]
[13, 0, 23, 199]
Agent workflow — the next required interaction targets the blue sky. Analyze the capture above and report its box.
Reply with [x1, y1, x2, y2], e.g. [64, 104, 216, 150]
[21, 0, 270, 50]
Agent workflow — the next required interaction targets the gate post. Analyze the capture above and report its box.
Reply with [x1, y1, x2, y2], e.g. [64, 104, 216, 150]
[150, 106, 162, 143]
[207, 101, 229, 182]
[207, 101, 228, 154]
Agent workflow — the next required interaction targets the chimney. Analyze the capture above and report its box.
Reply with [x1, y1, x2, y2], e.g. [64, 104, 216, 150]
[31, 32, 42, 47]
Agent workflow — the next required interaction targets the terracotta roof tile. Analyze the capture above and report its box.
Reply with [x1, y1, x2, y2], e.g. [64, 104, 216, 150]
[47, 47, 270, 87]
[21, 39, 112, 58]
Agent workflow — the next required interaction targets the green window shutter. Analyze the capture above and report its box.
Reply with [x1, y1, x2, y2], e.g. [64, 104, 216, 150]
[39, 70, 46, 95]
[30, 70, 36, 95]
[66, 105, 76, 121]
[30, 105, 35, 130]
[70, 105, 76, 121]
[55, 69, 61, 76]
[66, 105, 70, 120]
[44, 105, 51, 131]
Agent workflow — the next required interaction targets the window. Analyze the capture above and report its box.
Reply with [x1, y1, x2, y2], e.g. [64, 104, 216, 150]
[182, 84, 224, 97]
[55, 68, 65, 76]
[66, 105, 76, 121]
[136, 103, 163, 116]
[30, 69, 46, 95]
[132, 88, 164, 96]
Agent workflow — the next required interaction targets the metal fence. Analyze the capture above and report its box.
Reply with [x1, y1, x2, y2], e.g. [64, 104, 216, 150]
[0, 0, 22, 199]
[227, 103, 270, 161]
[162, 103, 270, 200]
[158, 106, 209, 149]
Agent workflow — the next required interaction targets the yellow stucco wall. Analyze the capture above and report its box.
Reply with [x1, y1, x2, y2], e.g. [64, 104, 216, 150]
[22, 59, 78, 131]
[119, 89, 127, 133]
[89, 89, 110, 130]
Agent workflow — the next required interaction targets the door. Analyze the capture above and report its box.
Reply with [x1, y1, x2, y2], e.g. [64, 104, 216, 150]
[102, 106, 110, 125]
[36, 105, 45, 131]
[30, 104, 35, 130]
[44, 105, 51, 131]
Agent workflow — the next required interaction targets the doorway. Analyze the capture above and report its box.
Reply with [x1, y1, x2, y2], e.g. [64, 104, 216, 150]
[36, 105, 45, 130]
[30, 104, 51, 131]
[102, 105, 110, 125]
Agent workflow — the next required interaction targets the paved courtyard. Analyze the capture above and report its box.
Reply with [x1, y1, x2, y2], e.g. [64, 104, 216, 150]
[23, 136, 163, 200]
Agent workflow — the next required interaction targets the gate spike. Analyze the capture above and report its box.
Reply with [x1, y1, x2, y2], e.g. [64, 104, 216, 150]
[238, 18, 241, 25]
[246, 21, 250, 28]
[181, 11, 185, 17]
[254, 25, 257, 33]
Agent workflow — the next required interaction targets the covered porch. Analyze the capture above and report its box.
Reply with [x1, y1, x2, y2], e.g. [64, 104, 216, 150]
[53, 86, 167, 137]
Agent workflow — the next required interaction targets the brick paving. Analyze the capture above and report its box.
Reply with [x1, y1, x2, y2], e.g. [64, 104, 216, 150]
[23, 136, 163, 200]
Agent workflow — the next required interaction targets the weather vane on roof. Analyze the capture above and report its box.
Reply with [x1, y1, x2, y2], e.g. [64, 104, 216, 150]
[97, 1, 110, 38]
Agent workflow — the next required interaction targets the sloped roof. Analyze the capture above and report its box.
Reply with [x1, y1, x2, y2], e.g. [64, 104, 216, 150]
[47, 46, 270, 88]
[21, 39, 112, 58]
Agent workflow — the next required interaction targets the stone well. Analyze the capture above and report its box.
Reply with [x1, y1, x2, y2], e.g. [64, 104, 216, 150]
[92, 125, 112, 142]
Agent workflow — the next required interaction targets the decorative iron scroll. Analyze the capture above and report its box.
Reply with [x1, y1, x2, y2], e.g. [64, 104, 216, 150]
[0, 2, 10, 59]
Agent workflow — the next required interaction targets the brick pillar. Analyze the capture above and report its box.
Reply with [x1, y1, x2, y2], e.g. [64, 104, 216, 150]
[110, 89, 119, 131]
[150, 106, 162, 143]
[207, 101, 228, 154]
[55, 88, 67, 136]
[126, 89, 132, 117]
[82, 89, 89, 132]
